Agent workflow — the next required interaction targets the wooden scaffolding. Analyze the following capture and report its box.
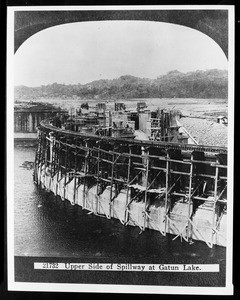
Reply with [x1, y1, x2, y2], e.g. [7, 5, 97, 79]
[34, 121, 228, 248]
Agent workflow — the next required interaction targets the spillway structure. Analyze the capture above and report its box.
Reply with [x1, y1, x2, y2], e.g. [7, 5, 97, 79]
[34, 119, 227, 248]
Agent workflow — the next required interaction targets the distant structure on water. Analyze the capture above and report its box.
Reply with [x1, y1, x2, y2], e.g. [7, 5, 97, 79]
[51, 101, 189, 144]
[14, 103, 67, 139]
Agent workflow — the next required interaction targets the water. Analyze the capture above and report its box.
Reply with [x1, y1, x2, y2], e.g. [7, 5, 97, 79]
[14, 141, 226, 286]
[21, 97, 227, 119]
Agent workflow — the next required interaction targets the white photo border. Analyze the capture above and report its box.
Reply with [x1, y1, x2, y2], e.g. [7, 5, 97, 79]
[7, 5, 235, 295]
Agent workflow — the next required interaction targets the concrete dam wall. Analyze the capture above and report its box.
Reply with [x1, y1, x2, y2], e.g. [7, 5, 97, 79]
[34, 120, 227, 248]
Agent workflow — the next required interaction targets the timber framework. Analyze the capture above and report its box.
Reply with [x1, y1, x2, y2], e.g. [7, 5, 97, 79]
[34, 120, 227, 248]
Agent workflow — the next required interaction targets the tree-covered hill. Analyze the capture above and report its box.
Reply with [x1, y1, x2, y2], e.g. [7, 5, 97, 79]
[15, 69, 228, 101]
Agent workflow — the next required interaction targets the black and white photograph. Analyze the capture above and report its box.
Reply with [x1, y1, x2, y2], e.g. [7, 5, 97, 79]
[7, 5, 234, 294]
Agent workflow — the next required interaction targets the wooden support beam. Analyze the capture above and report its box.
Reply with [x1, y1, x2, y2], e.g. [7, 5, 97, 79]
[146, 170, 162, 191]
[99, 177, 111, 183]
[217, 199, 227, 203]
[44, 138, 48, 189]
[125, 188, 145, 208]
[143, 148, 149, 231]
[127, 171, 142, 186]
[73, 140, 78, 205]
[211, 166, 219, 247]
[145, 154, 166, 160]
[49, 134, 55, 179]
[190, 179, 204, 198]
[164, 151, 169, 235]
[63, 143, 68, 201]
[99, 158, 114, 164]
[64, 177, 74, 186]
[109, 151, 115, 219]
[170, 170, 190, 176]
[217, 184, 227, 201]
[109, 150, 126, 156]
[33, 132, 41, 183]
[187, 153, 193, 242]
[59, 141, 76, 149]
[55, 142, 61, 196]
[124, 147, 132, 224]
[169, 218, 188, 242]
[93, 147, 114, 155]
[110, 177, 126, 183]
[192, 196, 214, 202]
[193, 173, 216, 179]
[167, 158, 191, 165]
[151, 166, 167, 172]
[192, 159, 215, 165]
[210, 164, 227, 168]
[83, 140, 88, 209]
[134, 167, 146, 171]
[53, 138, 57, 177]
[214, 207, 227, 236]
[165, 175, 181, 196]
[96, 144, 101, 214]
[172, 192, 186, 197]
[132, 162, 144, 166]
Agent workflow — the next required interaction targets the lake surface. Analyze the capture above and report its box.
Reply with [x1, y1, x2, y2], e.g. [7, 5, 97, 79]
[18, 97, 228, 119]
[14, 140, 227, 286]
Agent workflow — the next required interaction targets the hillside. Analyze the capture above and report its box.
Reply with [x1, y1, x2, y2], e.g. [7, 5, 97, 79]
[15, 69, 228, 101]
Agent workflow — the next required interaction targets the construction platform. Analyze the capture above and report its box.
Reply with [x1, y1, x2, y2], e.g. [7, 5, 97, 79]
[33, 120, 227, 248]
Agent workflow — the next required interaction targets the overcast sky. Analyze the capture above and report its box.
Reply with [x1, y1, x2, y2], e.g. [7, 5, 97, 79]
[14, 21, 228, 87]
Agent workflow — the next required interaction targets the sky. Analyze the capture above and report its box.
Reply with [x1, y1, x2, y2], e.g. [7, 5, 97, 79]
[14, 21, 228, 87]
